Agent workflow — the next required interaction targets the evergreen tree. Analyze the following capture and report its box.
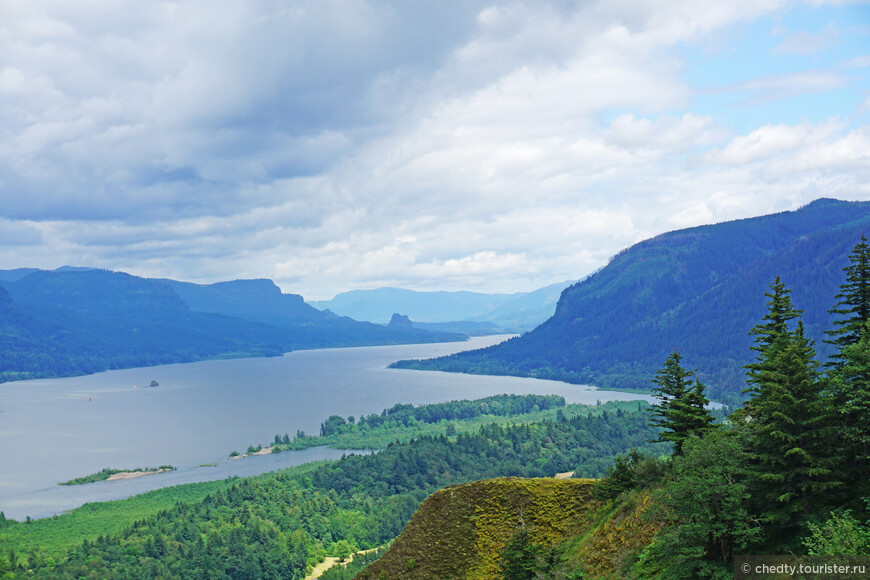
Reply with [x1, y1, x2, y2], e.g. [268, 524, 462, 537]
[826, 235, 870, 366]
[825, 320, 870, 507]
[739, 285, 836, 544]
[649, 350, 715, 455]
[643, 431, 758, 579]
[744, 276, 802, 395]
[499, 528, 544, 580]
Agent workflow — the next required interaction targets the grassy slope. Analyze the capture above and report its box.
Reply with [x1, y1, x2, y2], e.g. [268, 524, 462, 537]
[356, 480, 662, 580]
[357, 478, 602, 580]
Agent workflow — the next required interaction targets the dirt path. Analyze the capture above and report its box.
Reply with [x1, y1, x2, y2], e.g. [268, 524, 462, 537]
[304, 557, 340, 580]
[304, 548, 381, 580]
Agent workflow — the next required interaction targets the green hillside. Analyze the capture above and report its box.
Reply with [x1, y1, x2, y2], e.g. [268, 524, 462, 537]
[393, 198, 870, 405]
[356, 478, 601, 580]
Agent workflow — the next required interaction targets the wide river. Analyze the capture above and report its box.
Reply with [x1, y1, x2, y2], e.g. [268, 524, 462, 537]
[0, 336, 652, 520]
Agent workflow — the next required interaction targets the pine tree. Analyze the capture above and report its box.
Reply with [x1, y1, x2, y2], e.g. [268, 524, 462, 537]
[826, 235, 870, 367]
[739, 282, 836, 544]
[825, 320, 870, 507]
[649, 350, 715, 455]
[744, 276, 802, 396]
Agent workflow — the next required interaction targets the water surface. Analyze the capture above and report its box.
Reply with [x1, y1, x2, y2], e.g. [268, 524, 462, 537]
[0, 336, 652, 519]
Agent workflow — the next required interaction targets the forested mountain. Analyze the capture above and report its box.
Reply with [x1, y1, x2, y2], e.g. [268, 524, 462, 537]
[0, 270, 464, 383]
[310, 280, 574, 331]
[393, 198, 870, 404]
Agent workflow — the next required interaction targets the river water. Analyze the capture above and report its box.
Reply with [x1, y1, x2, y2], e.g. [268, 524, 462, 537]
[0, 336, 652, 520]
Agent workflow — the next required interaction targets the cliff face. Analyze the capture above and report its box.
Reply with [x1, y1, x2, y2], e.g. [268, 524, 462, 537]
[356, 478, 601, 580]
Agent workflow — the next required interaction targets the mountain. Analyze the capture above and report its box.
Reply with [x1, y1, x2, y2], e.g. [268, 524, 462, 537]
[472, 280, 576, 331]
[0, 270, 465, 383]
[392, 198, 870, 405]
[310, 280, 575, 331]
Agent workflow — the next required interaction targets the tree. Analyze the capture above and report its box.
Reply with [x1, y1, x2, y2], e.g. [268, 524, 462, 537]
[744, 276, 802, 396]
[643, 430, 759, 579]
[826, 235, 870, 366]
[649, 351, 715, 455]
[499, 528, 544, 580]
[739, 284, 837, 543]
[825, 320, 870, 506]
[803, 510, 870, 556]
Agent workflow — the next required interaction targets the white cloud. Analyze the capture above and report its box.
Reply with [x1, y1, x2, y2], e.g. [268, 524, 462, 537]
[0, 0, 867, 299]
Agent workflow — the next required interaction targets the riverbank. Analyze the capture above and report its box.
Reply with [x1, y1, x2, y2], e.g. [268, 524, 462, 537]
[59, 466, 176, 486]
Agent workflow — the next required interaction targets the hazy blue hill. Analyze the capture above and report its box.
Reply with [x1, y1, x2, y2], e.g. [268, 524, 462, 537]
[0, 268, 41, 282]
[310, 281, 574, 331]
[163, 278, 466, 346]
[393, 199, 870, 405]
[471, 279, 575, 331]
[0, 271, 465, 383]
[311, 287, 520, 323]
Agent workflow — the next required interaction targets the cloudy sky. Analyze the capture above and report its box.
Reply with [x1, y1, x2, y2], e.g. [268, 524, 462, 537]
[1, 0, 868, 299]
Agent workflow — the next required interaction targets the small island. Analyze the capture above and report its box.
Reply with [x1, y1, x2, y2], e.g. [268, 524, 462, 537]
[59, 466, 176, 486]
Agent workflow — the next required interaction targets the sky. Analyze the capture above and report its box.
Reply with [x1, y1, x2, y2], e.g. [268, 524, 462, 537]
[1, 1, 868, 300]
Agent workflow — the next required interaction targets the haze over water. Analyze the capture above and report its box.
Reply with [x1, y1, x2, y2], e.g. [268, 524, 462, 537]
[0, 336, 653, 520]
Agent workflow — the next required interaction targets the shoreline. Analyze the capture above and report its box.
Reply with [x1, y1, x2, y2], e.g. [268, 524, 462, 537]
[105, 468, 172, 481]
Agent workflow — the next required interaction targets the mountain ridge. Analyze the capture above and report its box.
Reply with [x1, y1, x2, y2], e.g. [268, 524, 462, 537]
[391, 198, 870, 405]
[0, 270, 466, 383]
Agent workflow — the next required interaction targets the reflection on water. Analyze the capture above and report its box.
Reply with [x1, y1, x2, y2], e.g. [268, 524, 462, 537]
[0, 336, 652, 519]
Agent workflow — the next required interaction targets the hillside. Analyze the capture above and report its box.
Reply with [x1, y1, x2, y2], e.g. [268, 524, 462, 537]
[392, 198, 870, 404]
[355, 478, 660, 580]
[0, 270, 464, 383]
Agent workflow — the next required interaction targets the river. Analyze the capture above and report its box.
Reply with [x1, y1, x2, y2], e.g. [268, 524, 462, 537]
[0, 336, 653, 520]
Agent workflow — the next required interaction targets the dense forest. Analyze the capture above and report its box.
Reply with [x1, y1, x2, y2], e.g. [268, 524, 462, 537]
[393, 198, 870, 407]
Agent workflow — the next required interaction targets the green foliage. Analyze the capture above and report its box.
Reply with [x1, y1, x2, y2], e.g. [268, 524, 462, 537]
[593, 450, 667, 501]
[499, 528, 546, 579]
[648, 351, 714, 455]
[739, 281, 837, 541]
[0, 479, 239, 561]
[825, 234, 870, 364]
[320, 394, 565, 437]
[638, 430, 758, 579]
[247, 396, 631, 456]
[803, 509, 870, 556]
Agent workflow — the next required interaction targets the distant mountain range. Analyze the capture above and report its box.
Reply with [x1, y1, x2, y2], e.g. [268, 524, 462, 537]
[392, 198, 870, 406]
[310, 280, 574, 332]
[0, 270, 465, 383]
